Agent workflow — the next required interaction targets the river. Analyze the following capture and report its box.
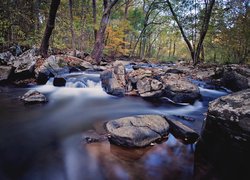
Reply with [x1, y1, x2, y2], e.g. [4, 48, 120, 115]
[0, 71, 229, 180]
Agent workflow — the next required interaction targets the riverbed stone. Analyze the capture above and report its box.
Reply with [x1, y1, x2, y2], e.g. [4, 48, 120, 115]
[21, 90, 47, 103]
[100, 64, 126, 96]
[53, 77, 66, 87]
[0, 66, 13, 82]
[106, 115, 169, 147]
[161, 73, 201, 103]
[164, 116, 199, 144]
[0, 51, 15, 65]
[13, 49, 38, 76]
[201, 89, 250, 150]
[35, 55, 93, 84]
[137, 77, 164, 97]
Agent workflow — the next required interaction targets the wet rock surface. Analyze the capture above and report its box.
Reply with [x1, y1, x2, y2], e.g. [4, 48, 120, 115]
[100, 64, 126, 96]
[21, 90, 47, 103]
[35, 55, 93, 84]
[161, 73, 201, 103]
[13, 49, 38, 77]
[106, 115, 169, 147]
[201, 89, 250, 150]
[0, 66, 13, 82]
[100, 65, 201, 103]
[53, 77, 66, 87]
[0, 51, 15, 65]
[164, 116, 199, 144]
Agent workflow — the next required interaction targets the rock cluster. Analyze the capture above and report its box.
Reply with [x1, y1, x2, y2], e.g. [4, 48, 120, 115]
[101, 64, 201, 103]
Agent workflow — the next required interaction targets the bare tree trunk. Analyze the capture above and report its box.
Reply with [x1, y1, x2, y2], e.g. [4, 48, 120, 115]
[92, 0, 97, 40]
[172, 41, 176, 56]
[40, 0, 60, 57]
[194, 0, 215, 65]
[167, 0, 195, 61]
[91, 0, 119, 64]
[69, 0, 76, 54]
[167, 0, 215, 65]
[34, 0, 41, 32]
[80, 0, 86, 51]
[168, 39, 172, 57]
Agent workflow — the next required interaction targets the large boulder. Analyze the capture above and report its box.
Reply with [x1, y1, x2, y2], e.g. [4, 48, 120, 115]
[161, 73, 201, 103]
[221, 67, 250, 91]
[212, 65, 250, 91]
[21, 90, 47, 103]
[201, 89, 250, 151]
[106, 115, 169, 147]
[137, 77, 164, 97]
[13, 49, 38, 77]
[0, 51, 15, 65]
[100, 64, 126, 96]
[0, 66, 13, 82]
[35, 55, 93, 84]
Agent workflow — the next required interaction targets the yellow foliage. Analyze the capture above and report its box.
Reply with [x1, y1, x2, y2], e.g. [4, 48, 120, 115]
[105, 20, 131, 56]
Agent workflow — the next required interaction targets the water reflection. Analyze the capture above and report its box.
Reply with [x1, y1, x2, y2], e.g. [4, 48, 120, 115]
[85, 135, 194, 180]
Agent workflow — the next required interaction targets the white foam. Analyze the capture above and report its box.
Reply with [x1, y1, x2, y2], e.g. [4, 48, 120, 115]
[199, 87, 228, 96]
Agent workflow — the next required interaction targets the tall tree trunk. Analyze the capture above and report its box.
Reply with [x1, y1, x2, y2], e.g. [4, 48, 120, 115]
[167, 0, 195, 61]
[172, 41, 176, 56]
[91, 0, 119, 64]
[34, 0, 41, 32]
[69, 0, 76, 53]
[92, 0, 97, 40]
[80, 0, 87, 51]
[167, 0, 214, 65]
[40, 0, 60, 57]
[168, 39, 172, 57]
[194, 0, 215, 65]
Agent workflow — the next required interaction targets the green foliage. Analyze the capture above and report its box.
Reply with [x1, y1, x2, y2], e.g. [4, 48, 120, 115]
[0, 0, 249, 64]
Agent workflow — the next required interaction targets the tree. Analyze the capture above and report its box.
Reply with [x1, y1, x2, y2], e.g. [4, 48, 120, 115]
[69, 0, 76, 53]
[40, 0, 61, 57]
[167, 0, 215, 65]
[92, 0, 97, 40]
[91, 0, 119, 64]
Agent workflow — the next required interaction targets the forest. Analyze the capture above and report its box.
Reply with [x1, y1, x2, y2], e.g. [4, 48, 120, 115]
[0, 1, 250, 180]
[1, 0, 249, 64]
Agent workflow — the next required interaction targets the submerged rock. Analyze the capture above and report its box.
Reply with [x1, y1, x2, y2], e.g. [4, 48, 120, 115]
[161, 73, 201, 103]
[164, 116, 199, 144]
[21, 90, 47, 103]
[106, 115, 169, 147]
[100, 64, 126, 96]
[201, 89, 250, 151]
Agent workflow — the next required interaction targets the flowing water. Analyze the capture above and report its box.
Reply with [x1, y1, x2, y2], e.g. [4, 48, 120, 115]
[0, 71, 229, 180]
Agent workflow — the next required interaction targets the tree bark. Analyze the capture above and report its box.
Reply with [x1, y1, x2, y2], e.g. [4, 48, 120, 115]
[194, 0, 215, 65]
[34, 0, 41, 32]
[69, 0, 76, 53]
[167, 0, 215, 65]
[40, 0, 61, 57]
[92, 0, 97, 40]
[91, 0, 119, 64]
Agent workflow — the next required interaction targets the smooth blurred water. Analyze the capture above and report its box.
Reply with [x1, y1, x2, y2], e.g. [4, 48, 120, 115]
[0, 71, 229, 180]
